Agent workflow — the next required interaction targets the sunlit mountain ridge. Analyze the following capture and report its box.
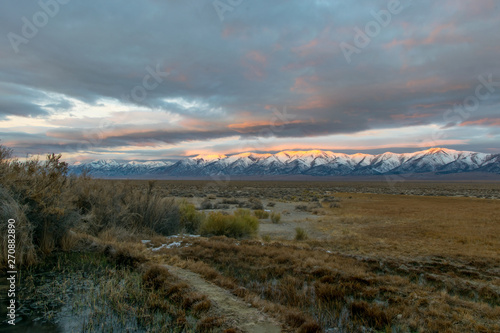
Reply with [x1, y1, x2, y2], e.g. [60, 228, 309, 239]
[69, 148, 500, 178]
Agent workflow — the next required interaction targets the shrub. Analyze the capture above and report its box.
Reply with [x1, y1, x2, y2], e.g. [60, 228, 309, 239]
[200, 209, 259, 238]
[200, 199, 213, 210]
[296, 203, 321, 212]
[0, 144, 183, 266]
[0, 145, 13, 185]
[142, 265, 172, 290]
[295, 227, 308, 241]
[2, 153, 79, 254]
[321, 197, 339, 203]
[77, 180, 178, 236]
[270, 212, 281, 224]
[221, 198, 240, 205]
[126, 188, 180, 236]
[82, 181, 181, 236]
[239, 197, 263, 210]
[308, 202, 322, 210]
[0, 148, 85, 263]
[213, 202, 230, 209]
[295, 204, 308, 212]
[267, 201, 276, 207]
[109, 245, 146, 268]
[254, 210, 269, 219]
[0, 187, 37, 268]
[179, 202, 205, 234]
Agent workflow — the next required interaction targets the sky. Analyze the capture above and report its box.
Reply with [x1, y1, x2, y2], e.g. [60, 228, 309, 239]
[1, 0, 499, 162]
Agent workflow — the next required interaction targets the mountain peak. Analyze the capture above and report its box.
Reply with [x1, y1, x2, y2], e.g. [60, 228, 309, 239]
[69, 148, 499, 177]
[422, 147, 464, 155]
[92, 159, 118, 164]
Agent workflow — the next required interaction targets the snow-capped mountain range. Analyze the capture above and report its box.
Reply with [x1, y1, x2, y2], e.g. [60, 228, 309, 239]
[70, 159, 174, 176]
[69, 148, 500, 178]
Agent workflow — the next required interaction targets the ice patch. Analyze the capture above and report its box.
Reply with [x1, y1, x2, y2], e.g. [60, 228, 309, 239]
[166, 234, 200, 238]
[151, 241, 193, 252]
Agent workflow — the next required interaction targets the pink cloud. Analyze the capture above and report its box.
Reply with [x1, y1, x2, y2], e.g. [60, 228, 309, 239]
[384, 23, 471, 50]
[295, 96, 331, 110]
[290, 75, 320, 94]
[404, 77, 469, 94]
[412, 102, 452, 109]
[229, 140, 468, 154]
[460, 118, 500, 127]
[241, 51, 268, 80]
[228, 119, 306, 132]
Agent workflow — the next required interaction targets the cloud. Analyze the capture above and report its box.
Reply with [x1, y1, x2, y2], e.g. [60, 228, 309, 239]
[460, 118, 500, 127]
[0, 0, 499, 158]
[44, 99, 74, 111]
[0, 83, 50, 118]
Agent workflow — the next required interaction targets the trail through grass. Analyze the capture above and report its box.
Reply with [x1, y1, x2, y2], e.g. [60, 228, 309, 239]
[162, 264, 281, 333]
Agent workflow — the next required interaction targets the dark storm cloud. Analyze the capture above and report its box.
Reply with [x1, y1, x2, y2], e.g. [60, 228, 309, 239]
[0, 82, 49, 118]
[1, 0, 499, 156]
[41, 118, 359, 151]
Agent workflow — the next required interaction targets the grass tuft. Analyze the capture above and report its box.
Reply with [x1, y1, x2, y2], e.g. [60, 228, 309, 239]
[270, 211, 281, 224]
[295, 227, 308, 241]
[254, 209, 270, 219]
[200, 209, 259, 238]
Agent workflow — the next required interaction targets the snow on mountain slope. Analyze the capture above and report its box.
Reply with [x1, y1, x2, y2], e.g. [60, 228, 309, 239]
[70, 159, 174, 176]
[68, 148, 500, 177]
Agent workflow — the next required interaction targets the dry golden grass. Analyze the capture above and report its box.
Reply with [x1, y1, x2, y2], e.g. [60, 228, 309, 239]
[156, 223, 500, 332]
[314, 192, 500, 259]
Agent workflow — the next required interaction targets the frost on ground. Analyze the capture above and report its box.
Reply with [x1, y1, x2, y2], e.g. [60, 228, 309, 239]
[145, 234, 200, 252]
[151, 242, 183, 252]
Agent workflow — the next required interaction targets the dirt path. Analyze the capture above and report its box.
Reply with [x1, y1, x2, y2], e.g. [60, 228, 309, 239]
[162, 264, 282, 333]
